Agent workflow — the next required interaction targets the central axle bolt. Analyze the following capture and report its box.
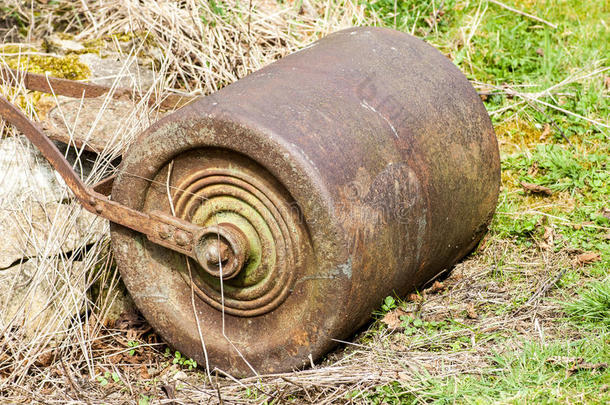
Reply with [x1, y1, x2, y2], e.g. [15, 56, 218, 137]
[203, 240, 231, 266]
[194, 223, 250, 280]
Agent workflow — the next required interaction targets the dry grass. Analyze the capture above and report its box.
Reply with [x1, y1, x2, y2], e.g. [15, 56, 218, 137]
[1, 0, 374, 93]
[0, 0, 606, 403]
[0, 236, 580, 403]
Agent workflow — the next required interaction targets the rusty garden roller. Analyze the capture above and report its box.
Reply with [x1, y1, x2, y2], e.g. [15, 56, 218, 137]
[0, 27, 500, 376]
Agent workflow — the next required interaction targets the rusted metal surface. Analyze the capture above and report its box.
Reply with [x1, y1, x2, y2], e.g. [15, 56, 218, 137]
[1, 26, 500, 377]
[92, 174, 116, 195]
[0, 67, 194, 110]
[0, 95, 249, 271]
[111, 27, 500, 377]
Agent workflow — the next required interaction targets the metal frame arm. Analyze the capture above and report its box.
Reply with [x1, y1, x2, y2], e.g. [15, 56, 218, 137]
[0, 95, 250, 271]
[0, 94, 202, 255]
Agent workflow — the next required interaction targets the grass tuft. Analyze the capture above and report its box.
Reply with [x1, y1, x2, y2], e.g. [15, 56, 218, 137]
[564, 279, 610, 329]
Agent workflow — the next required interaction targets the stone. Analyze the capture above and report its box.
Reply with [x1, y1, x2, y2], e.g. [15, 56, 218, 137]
[41, 52, 159, 153]
[42, 95, 138, 153]
[0, 135, 108, 269]
[96, 281, 137, 325]
[45, 34, 86, 53]
[0, 258, 87, 339]
[0, 135, 66, 204]
[79, 53, 155, 89]
[0, 201, 107, 269]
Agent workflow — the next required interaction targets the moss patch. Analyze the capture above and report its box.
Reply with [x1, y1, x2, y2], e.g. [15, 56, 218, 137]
[2, 48, 90, 81]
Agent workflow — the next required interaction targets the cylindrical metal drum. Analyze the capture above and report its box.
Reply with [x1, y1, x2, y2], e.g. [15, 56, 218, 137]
[111, 26, 500, 376]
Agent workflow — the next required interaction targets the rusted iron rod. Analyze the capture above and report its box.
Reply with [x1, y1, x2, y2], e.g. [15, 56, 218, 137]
[0, 95, 246, 270]
[0, 67, 195, 109]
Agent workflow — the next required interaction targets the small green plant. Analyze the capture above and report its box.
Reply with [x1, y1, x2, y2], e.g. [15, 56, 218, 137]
[171, 350, 198, 370]
[381, 296, 397, 312]
[96, 371, 120, 386]
[400, 316, 459, 336]
[138, 394, 151, 405]
[127, 340, 139, 356]
[244, 386, 259, 399]
[493, 213, 541, 241]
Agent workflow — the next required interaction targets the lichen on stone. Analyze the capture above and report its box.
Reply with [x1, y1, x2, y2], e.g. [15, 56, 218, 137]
[0, 44, 92, 117]
[2, 48, 91, 81]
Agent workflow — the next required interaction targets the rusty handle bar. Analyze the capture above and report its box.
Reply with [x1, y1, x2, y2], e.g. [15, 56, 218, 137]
[0, 67, 195, 109]
[0, 94, 247, 273]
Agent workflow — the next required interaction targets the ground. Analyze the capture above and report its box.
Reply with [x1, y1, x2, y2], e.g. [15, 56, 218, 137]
[0, 0, 608, 403]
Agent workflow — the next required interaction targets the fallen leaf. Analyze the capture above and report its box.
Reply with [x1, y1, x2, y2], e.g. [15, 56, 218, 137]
[428, 281, 445, 294]
[34, 350, 55, 368]
[108, 353, 123, 364]
[380, 308, 409, 330]
[604, 75, 610, 90]
[568, 362, 607, 375]
[140, 364, 151, 380]
[520, 181, 553, 196]
[113, 310, 143, 330]
[539, 226, 555, 250]
[466, 302, 478, 319]
[407, 293, 422, 302]
[126, 329, 138, 341]
[527, 162, 539, 176]
[540, 123, 551, 140]
[576, 252, 601, 265]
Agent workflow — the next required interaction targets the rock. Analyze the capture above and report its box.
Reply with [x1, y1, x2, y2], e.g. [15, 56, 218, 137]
[0, 135, 107, 269]
[43, 95, 138, 153]
[0, 135, 66, 204]
[171, 371, 188, 381]
[45, 34, 86, 53]
[0, 258, 87, 339]
[79, 53, 155, 89]
[0, 201, 107, 269]
[41, 52, 160, 153]
[96, 281, 137, 325]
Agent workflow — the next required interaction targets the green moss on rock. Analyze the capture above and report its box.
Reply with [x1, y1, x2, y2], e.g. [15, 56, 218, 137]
[3, 51, 91, 80]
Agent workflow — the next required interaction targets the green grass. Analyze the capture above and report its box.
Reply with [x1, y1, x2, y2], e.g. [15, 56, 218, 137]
[503, 144, 608, 194]
[364, 0, 609, 133]
[361, 1, 609, 402]
[564, 279, 610, 329]
[368, 281, 610, 403]
[360, 336, 610, 404]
